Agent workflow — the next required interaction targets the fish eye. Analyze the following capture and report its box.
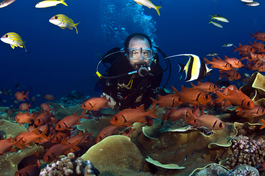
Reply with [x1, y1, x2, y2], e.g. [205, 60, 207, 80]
[47, 155, 51, 160]
[219, 123, 223, 128]
[247, 102, 250, 106]
[83, 104, 86, 107]
[114, 116, 118, 121]
[5, 35, 8, 37]
[205, 94, 208, 99]
[58, 124, 61, 128]
[55, 16, 58, 19]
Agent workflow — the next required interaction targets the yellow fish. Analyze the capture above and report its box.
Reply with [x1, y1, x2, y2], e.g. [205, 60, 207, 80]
[49, 14, 79, 34]
[35, 0, 67, 8]
[133, 0, 162, 16]
[1, 32, 27, 52]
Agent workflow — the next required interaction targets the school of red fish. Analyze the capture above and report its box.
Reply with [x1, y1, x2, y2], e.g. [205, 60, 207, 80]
[3, 31, 265, 175]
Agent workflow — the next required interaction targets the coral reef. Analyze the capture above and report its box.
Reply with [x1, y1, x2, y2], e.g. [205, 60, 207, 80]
[0, 145, 44, 175]
[191, 163, 259, 176]
[81, 135, 150, 176]
[40, 152, 100, 176]
[223, 135, 265, 169]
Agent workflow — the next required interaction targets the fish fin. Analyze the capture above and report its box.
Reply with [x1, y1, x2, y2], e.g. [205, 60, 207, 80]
[260, 119, 265, 130]
[60, 27, 66, 29]
[249, 41, 253, 46]
[11, 45, 15, 49]
[146, 105, 157, 118]
[15, 139, 24, 149]
[137, 104, 145, 111]
[181, 85, 186, 91]
[171, 86, 179, 96]
[124, 122, 133, 127]
[224, 55, 229, 60]
[215, 91, 226, 103]
[70, 140, 80, 151]
[216, 56, 222, 60]
[212, 57, 218, 61]
[79, 110, 87, 119]
[155, 6, 162, 16]
[135, 2, 143, 5]
[162, 113, 169, 121]
[203, 58, 211, 65]
[40, 128, 49, 140]
[178, 63, 185, 73]
[61, 0, 68, 6]
[190, 82, 196, 87]
[6, 137, 12, 141]
[150, 97, 158, 106]
[74, 22, 80, 34]
[75, 120, 82, 125]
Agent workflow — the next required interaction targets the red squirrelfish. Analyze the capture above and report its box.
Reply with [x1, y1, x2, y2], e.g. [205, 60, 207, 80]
[215, 87, 254, 109]
[235, 106, 265, 117]
[96, 125, 119, 143]
[14, 111, 35, 125]
[190, 81, 218, 93]
[15, 91, 29, 101]
[223, 56, 244, 68]
[110, 105, 157, 127]
[55, 110, 86, 131]
[14, 128, 49, 148]
[81, 95, 109, 111]
[150, 94, 182, 108]
[43, 140, 80, 162]
[204, 57, 232, 71]
[172, 86, 212, 105]
[187, 111, 225, 130]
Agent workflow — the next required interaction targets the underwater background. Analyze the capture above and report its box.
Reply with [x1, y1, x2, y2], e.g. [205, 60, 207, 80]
[0, 0, 263, 107]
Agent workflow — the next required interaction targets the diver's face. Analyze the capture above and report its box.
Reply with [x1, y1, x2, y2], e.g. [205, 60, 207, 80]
[128, 38, 152, 69]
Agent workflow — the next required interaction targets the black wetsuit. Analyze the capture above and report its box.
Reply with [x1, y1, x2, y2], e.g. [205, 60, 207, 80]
[100, 48, 163, 110]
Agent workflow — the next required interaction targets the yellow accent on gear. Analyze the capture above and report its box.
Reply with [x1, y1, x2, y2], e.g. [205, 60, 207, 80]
[127, 75, 135, 89]
[96, 71, 102, 79]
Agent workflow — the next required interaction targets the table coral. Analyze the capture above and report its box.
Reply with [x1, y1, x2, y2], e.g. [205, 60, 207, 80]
[81, 135, 149, 175]
[223, 135, 265, 169]
[40, 152, 100, 176]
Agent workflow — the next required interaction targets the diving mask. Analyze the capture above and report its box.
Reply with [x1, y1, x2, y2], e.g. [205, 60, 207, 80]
[128, 47, 153, 60]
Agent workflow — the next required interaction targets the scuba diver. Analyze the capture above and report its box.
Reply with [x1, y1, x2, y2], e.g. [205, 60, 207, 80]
[95, 33, 169, 110]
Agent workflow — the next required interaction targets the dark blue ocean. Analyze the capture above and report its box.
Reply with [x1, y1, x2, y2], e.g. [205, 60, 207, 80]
[0, 0, 263, 108]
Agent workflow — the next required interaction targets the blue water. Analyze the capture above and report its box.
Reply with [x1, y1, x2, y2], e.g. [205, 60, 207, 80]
[0, 0, 264, 107]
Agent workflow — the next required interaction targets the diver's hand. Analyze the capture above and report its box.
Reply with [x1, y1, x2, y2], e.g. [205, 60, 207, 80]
[102, 93, 117, 109]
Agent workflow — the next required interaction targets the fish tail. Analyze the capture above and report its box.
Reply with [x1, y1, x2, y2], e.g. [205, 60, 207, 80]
[186, 111, 197, 126]
[79, 110, 87, 119]
[15, 138, 24, 149]
[24, 91, 29, 100]
[39, 128, 49, 140]
[215, 91, 226, 103]
[250, 32, 256, 39]
[233, 46, 238, 52]
[74, 22, 80, 34]
[155, 6, 162, 16]
[178, 63, 185, 73]
[70, 140, 80, 151]
[61, 0, 68, 6]
[150, 97, 158, 106]
[209, 20, 213, 24]
[146, 105, 157, 118]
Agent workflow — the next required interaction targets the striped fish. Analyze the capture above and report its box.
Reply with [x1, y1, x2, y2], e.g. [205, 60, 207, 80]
[49, 14, 79, 34]
[0, 0, 15, 8]
[209, 20, 223, 28]
[1, 32, 27, 52]
[35, 0, 68, 8]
